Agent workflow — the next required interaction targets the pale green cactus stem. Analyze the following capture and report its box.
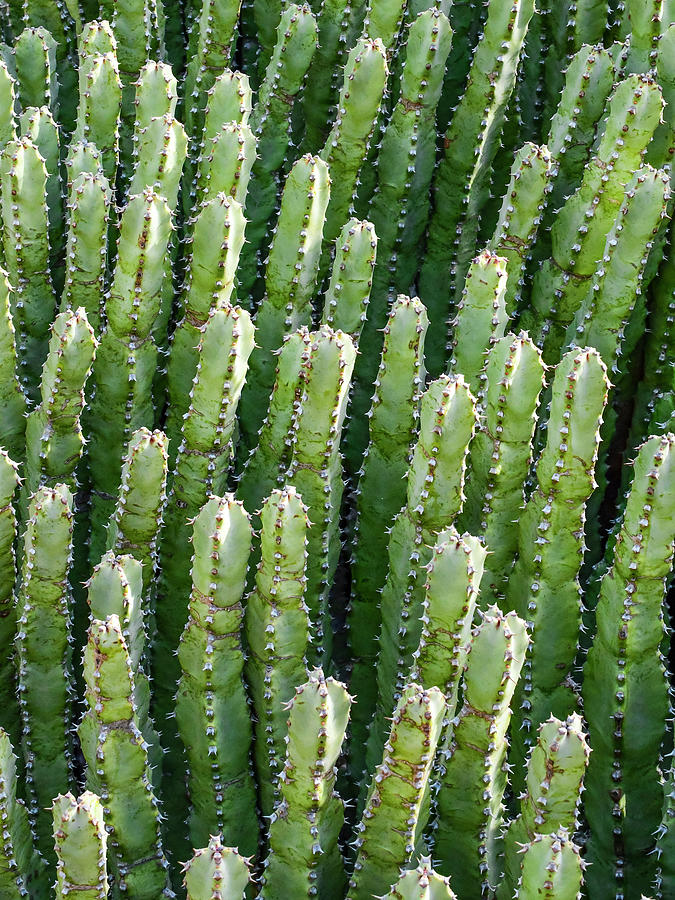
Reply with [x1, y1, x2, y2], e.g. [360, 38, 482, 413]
[460, 334, 544, 603]
[522, 74, 664, 364]
[77, 18, 116, 55]
[129, 114, 188, 214]
[238, 4, 318, 296]
[0, 137, 57, 402]
[195, 122, 257, 208]
[498, 715, 589, 900]
[364, 375, 477, 776]
[433, 609, 529, 899]
[622, 0, 663, 74]
[78, 616, 172, 899]
[52, 792, 108, 900]
[0, 61, 17, 153]
[513, 831, 584, 899]
[318, 37, 386, 270]
[175, 495, 259, 856]
[583, 432, 675, 898]
[486, 144, 552, 316]
[0, 269, 27, 460]
[64, 140, 104, 189]
[448, 250, 509, 396]
[656, 760, 675, 898]
[86, 188, 172, 563]
[347, 295, 428, 777]
[383, 857, 457, 900]
[236, 328, 310, 513]
[0, 728, 41, 898]
[419, 0, 535, 375]
[649, 23, 674, 171]
[565, 166, 670, 370]
[23, 309, 97, 503]
[203, 69, 253, 140]
[59, 171, 111, 333]
[244, 486, 310, 819]
[238, 154, 330, 450]
[16, 485, 75, 856]
[348, 684, 445, 900]
[73, 48, 122, 184]
[183, 837, 252, 900]
[505, 348, 608, 787]
[320, 218, 377, 344]
[0, 453, 19, 750]
[134, 59, 177, 134]
[165, 193, 246, 458]
[283, 327, 356, 663]
[261, 669, 351, 900]
[14, 27, 57, 111]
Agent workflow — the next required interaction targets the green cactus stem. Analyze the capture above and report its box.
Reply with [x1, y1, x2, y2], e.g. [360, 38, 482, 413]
[320, 218, 377, 344]
[175, 494, 259, 856]
[649, 22, 674, 171]
[78, 616, 172, 899]
[129, 114, 188, 214]
[52, 792, 108, 900]
[382, 857, 457, 899]
[0, 452, 19, 748]
[656, 758, 675, 898]
[348, 683, 445, 900]
[64, 140, 104, 189]
[583, 432, 675, 899]
[194, 122, 257, 208]
[622, 0, 663, 74]
[0, 728, 41, 898]
[73, 46, 122, 184]
[16, 485, 75, 855]
[432, 608, 529, 899]
[183, 837, 251, 900]
[261, 669, 351, 900]
[513, 831, 584, 899]
[202, 69, 252, 139]
[419, 0, 535, 375]
[244, 486, 310, 818]
[0, 269, 27, 460]
[0, 61, 17, 153]
[14, 27, 57, 112]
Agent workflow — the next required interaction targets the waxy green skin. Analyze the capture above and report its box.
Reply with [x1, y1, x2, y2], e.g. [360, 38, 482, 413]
[506, 349, 608, 784]
[583, 433, 675, 899]
[0, 61, 17, 153]
[16, 485, 75, 856]
[183, 837, 251, 900]
[364, 375, 477, 776]
[0, 453, 19, 749]
[78, 617, 172, 899]
[65, 141, 104, 191]
[239, 155, 330, 450]
[202, 69, 252, 142]
[0, 137, 56, 402]
[73, 48, 122, 184]
[283, 327, 356, 662]
[0, 268, 27, 460]
[433, 609, 529, 899]
[129, 114, 188, 213]
[321, 218, 377, 344]
[261, 669, 351, 900]
[419, 0, 535, 375]
[448, 250, 509, 396]
[238, 4, 318, 297]
[513, 832, 584, 900]
[657, 762, 675, 898]
[650, 23, 675, 172]
[522, 74, 664, 364]
[499, 715, 589, 900]
[383, 857, 457, 900]
[23, 309, 97, 501]
[461, 334, 544, 603]
[347, 296, 428, 769]
[348, 684, 445, 900]
[14, 27, 57, 112]
[52, 792, 108, 899]
[175, 496, 259, 856]
[622, 0, 663, 74]
[244, 487, 310, 819]
[0, 727, 41, 898]
[195, 122, 257, 209]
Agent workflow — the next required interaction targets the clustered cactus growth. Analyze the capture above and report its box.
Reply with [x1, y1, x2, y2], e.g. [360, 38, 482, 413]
[0, 2, 672, 899]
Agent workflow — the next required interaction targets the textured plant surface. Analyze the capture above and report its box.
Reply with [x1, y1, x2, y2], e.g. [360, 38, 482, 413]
[0, 3, 672, 900]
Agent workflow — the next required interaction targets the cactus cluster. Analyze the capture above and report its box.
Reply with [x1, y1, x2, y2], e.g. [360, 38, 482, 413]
[0, 2, 672, 899]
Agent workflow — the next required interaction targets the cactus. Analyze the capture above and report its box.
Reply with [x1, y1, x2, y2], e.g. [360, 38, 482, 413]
[183, 837, 251, 900]
[52, 792, 108, 899]
[513, 832, 584, 899]
[73, 44, 122, 183]
[0, 728, 41, 897]
[0, 452, 19, 748]
[382, 858, 457, 900]
[320, 218, 377, 343]
[194, 122, 257, 208]
[14, 27, 57, 111]
[0, 268, 27, 460]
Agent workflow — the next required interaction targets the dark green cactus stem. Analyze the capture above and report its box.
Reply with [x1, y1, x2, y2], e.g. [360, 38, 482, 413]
[14, 27, 57, 111]
[73, 47, 122, 184]
[656, 758, 675, 898]
[0, 728, 41, 898]
[505, 348, 608, 785]
[245, 487, 310, 818]
[348, 683, 445, 900]
[364, 375, 477, 776]
[0, 452, 19, 749]
[0, 61, 17, 153]
[238, 4, 318, 297]
[583, 432, 675, 899]
[195, 122, 257, 208]
[282, 327, 355, 662]
[622, 0, 663, 74]
[486, 143, 552, 316]
[320, 218, 377, 343]
[0, 268, 27, 460]
[448, 250, 509, 396]
[16, 485, 75, 856]
[23, 309, 97, 501]
[261, 669, 351, 900]
[78, 616, 172, 899]
[239, 154, 330, 450]
[419, 0, 535, 375]
[460, 333, 544, 604]
[347, 296, 427, 767]
[0, 137, 56, 402]
[433, 608, 529, 899]
[183, 836, 251, 900]
[165, 193, 246, 453]
[499, 715, 590, 900]
[521, 74, 663, 364]
[382, 857, 457, 899]
[649, 23, 674, 170]
[52, 792, 108, 899]
[513, 831, 584, 899]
